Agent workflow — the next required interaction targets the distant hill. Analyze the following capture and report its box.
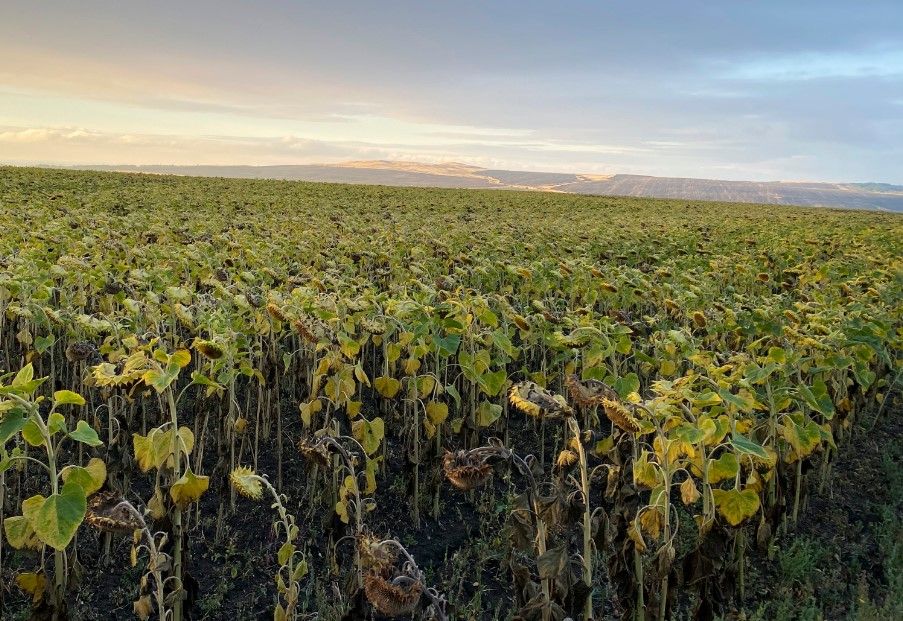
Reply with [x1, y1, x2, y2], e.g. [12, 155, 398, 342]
[70, 161, 903, 211]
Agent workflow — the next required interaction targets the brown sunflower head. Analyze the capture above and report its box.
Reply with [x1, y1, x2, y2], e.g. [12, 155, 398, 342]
[297, 437, 331, 467]
[364, 571, 423, 617]
[509, 381, 573, 418]
[192, 338, 224, 360]
[565, 374, 618, 409]
[442, 450, 493, 491]
[601, 398, 642, 433]
[85, 491, 144, 534]
[292, 314, 333, 344]
[65, 341, 100, 364]
[358, 534, 398, 572]
[266, 302, 287, 322]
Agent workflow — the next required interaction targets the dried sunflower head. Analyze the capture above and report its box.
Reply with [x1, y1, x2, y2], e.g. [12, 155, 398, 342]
[358, 534, 397, 572]
[297, 437, 331, 467]
[229, 466, 263, 500]
[65, 341, 100, 364]
[192, 338, 224, 360]
[509, 382, 573, 418]
[601, 398, 642, 433]
[266, 302, 287, 322]
[555, 449, 579, 470]
[364, 571, 423, 617]
[292, 314, 333, 344]
[442, 450, 493, 491]
[85, 491, 143, 534]
[565, 374, 617, 409]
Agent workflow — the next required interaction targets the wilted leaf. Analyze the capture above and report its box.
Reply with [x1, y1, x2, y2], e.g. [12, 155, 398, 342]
[712, 487, 760, 526]
[169, 468, 209, 507]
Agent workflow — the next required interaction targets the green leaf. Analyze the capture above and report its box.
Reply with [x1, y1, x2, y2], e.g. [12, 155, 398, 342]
[53, 390, 86, 406]
[475, 401, 502, 428]
[22, 420, 45, 447]
[12, 364, 34, 387]
[730, 433, 769, 460]
[478, 369, 508, 397]
[69, 420, 103, 447]
[445, 384, 461, 408]
[0, 409, 28, 444]
[47, 412, 66, 435]
[35, 335, 56, 354]
[142, 367, 179, 393]
[60, 458, 107, 496]
[32, 482, 87, 550]
[797, 379, 835, 419]
[613, 373, 640, 399]
[433, 334, 461, 358]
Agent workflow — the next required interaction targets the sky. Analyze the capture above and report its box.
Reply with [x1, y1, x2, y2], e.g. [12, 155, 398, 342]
[1, 1, 902, 182]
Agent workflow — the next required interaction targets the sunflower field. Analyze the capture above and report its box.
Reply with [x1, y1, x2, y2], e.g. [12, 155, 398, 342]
[0, 166, 900, 620]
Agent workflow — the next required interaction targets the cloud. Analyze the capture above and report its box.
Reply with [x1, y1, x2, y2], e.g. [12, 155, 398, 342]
[721, 47, 903, 81]
[1, 1, 901, 182]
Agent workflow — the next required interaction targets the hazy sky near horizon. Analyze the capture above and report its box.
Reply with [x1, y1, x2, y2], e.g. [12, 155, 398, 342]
[1, 1, 902, 182]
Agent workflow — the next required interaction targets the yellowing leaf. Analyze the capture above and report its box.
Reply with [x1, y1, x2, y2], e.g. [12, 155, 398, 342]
[351, 417, 384, 456]
[3, 515, 41, 550]
[54, 390, 86, 406]
[60, 457, 107, 496]
[169, 468, 209, 508]
[373, 376, 401, 399]
[712, 487, 760, 526]
[133, 595, 153, 620]
[707, 452, 740, 484]
[170, 349, 191, 368]
[475, 401, 502, 428]
[680, 477, 701, 505]
[32, 482, 87, 550]
[15, 571, 46, 603]
[633, 451, 660, 488]
[335, 499, 349, 524]
[425, 401, 449, 426]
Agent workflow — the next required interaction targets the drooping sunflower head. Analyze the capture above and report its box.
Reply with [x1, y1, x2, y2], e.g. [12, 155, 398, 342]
[358, 534, 397, 572]
[192, 337, 224, 360]
[364, 571, 423, 617]
[297, 437, 331, 467]
[266, 302, 287, 322]
[509, 381, 573, 418]
[85, 491, 143, 534]
[601, 398, 642, 434]
[229, 466, 263, 500]
[442, 450, 493, 491]
[65, 341, 100, 364]
[565, 374, 617, 409]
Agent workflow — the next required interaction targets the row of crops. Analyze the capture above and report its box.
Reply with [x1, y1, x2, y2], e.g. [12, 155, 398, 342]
[1, 167, 900, 620]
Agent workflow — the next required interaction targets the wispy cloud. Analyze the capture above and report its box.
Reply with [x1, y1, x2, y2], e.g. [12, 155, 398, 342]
[720, 47, 903, 82]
